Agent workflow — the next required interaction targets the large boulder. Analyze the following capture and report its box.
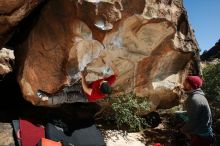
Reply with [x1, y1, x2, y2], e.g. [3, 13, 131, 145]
[4, 0, 199, 108]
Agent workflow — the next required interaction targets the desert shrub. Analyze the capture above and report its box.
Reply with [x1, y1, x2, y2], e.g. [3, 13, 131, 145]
[104, 92, 150, 131]
[202, 62, 220, 101]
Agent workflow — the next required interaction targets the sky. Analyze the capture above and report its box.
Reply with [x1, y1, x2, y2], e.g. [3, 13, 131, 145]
[183, 0, 220, 53]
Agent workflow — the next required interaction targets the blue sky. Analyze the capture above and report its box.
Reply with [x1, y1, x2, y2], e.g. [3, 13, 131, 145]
[183, 0, 220, 53]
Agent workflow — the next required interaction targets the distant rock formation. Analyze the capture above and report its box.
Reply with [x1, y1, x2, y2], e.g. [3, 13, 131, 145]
[0, 0, 199, 109]
[201, 39, 220, 61]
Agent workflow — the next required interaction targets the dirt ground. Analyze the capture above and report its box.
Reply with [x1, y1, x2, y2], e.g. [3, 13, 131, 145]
[98, 109, 220, 146]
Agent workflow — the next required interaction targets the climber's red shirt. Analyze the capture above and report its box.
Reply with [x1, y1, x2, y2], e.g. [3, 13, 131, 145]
[86, 75, 116, 102]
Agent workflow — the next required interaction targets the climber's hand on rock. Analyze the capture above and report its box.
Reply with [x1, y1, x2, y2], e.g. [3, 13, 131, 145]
[80, 72, 84, 79]
[80, 70, 87, 79]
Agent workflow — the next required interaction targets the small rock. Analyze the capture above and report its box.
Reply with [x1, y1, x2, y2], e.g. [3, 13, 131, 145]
[0, 123, 15, 146]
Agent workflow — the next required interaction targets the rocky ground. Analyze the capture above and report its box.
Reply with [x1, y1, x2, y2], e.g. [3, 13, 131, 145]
[97, 110, 188, 146]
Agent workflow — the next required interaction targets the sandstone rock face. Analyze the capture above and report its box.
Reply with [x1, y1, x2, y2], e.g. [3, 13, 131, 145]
[4, 0, 199, 108]
[0, 48, 14, 75]
[0, 0, 44, 47]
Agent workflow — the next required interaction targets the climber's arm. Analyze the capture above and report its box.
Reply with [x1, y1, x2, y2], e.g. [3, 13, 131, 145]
[80, 72, 92, 95]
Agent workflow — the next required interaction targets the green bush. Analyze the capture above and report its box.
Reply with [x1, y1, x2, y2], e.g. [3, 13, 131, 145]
[202, 62, 220, 101]
[105, 92, 150, 131]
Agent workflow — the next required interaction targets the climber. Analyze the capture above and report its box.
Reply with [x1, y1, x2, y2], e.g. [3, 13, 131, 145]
[36, 58, 119, 105]
[180, 76, 214, 146]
